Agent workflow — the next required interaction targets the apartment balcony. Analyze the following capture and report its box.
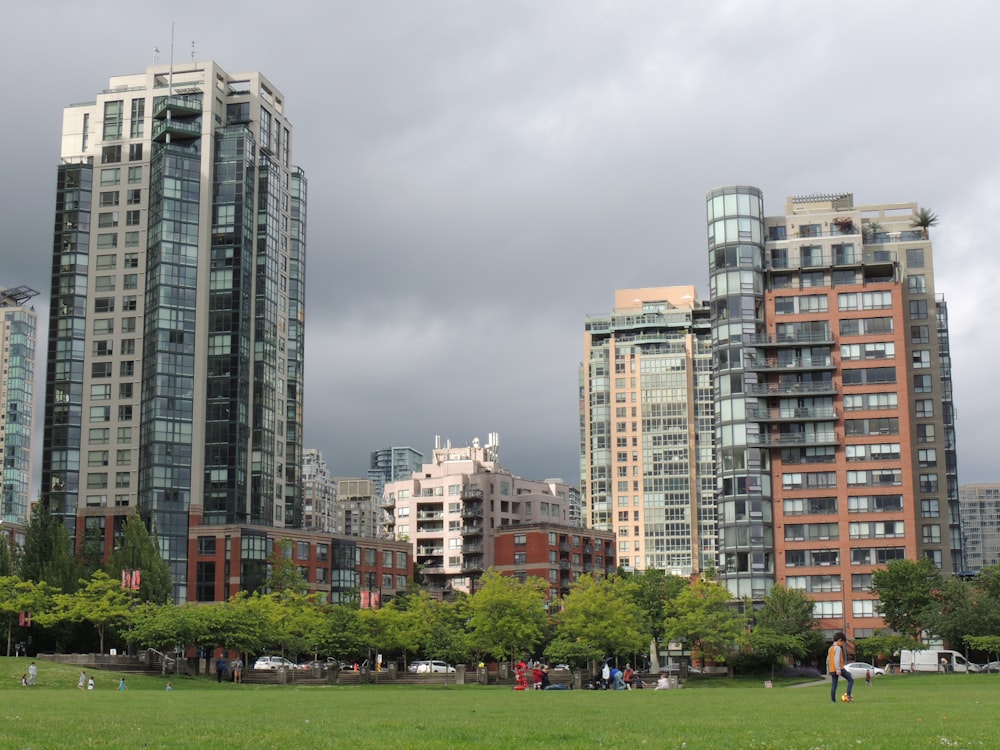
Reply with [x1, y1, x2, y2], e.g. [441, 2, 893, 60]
[461, 525, 484, 537]
[749, 431, 840, 447]
[380, 497, 395, 509]
[151, 118, 201, 142]
[461, 505, 484, 520]
[745, 356, 835, 372]
[421, 566, 446, 576]
[583, 544, 594, 555]
[744, 331, 835, 347]
[461, 543, 483, 555]
[416, 522, 444, 534]
[461, 488, 484, 501]
[747, 406, 838, 422]
[152, 95, 203, 119]
[462, 558, 484, 573]
[745, 381, 837, 396]
[559, 542, 571, 552]
[583, 563, 594, 573]
[416, 511, 444, 520]
[416, 546, 444, 556]
[560, 561, 572, 570]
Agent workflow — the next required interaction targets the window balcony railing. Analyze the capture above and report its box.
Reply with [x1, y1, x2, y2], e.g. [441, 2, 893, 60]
[744, 381, 838, 396]
[749, 432, 839, 446]
[747, 406, 838, 422]
[745, 356, 835, 372]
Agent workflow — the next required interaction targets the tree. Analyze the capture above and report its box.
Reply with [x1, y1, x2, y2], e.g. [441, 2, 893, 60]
[264, 540, 309, 595]
[870, 558, 943, 640]
[319, 604, 371, 663]
[745, 585, 825, 675]
[0, 532, 14, 577]
[662, 579, 746, 663]
[106, 515, 173, 604]
[467, 570, 548, 662]
[0, 576, 57, 656]
[622, 569, 689, 669]
[911, 207, 939, 239]
[854, 632, 919, 666]
[18, 503, 79, 592]
[547, 575, 647, 667]
[51, 570, 133, 653]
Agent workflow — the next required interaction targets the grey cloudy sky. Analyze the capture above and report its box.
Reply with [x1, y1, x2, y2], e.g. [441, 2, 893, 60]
[2, 1, 997, 488]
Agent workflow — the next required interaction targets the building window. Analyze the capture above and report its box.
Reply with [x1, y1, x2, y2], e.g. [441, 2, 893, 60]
[297, 542, 310, 561]
[915, 400, 934, 418]
[922, 525, 942, 543]
[513, 534, 526, 547]
[909, 299, 928, 319]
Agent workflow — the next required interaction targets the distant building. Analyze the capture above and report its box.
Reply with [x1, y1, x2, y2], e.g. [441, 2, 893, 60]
[580, 286, 716, 577]
[959, 484, 1000, 573]
[383, 433, 573, 593]
[369, 446, 424, 504]
[492, 523, 616, 601]
[332, 477, 379, 538]
[0, 286, 38, 534]
[189, 525, 410, 605]
[303, 448, 336, 531]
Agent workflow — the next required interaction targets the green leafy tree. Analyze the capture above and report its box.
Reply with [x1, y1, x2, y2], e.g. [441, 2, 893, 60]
[265, 590, 327, 660]
[623, 569, 689, 669]
[50, 570, 133, 653]
[320, 604, 371, 663]
[0, 576, 57, 656]
[18, 503, 79, 592]
[467, 570, 548, 662]
[662, 579, 745, 663]
[870, 558, 943, 640]
[742, 585, 825, 676]
[105, 516, 173, 604]
[0, 533, 14, 577]
[265, 540, 309, 595]
[547, 574, 647, 667]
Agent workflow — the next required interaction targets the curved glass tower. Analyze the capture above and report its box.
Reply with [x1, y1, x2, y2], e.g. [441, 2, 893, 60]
[706, 186, 773, 599]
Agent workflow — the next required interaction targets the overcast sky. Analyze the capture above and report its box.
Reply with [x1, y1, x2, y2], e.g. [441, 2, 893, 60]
[2, 1, 997, 489]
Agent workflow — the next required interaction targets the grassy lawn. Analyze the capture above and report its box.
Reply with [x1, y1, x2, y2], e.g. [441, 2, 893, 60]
[3, 658, 1000, 749]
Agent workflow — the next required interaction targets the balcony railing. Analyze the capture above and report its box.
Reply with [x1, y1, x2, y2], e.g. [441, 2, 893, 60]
[747, 406, 838, 422]
[749, 432, 839, 446]
[743, 331, 834, 346]
[461, 525, 484, 537]
[745, 381, 837, 396]
[460, 506, 484, 520]
[745, 356, 835, 372]
[461, 488, 484, 501]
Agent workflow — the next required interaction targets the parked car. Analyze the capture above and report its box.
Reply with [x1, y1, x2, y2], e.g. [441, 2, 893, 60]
[553, 664, 571, 671]
[409, 660, 455, 673]
[980, 661, 1000, 673]
[253, 656, 299, 671]
[844, 662, 886, 680]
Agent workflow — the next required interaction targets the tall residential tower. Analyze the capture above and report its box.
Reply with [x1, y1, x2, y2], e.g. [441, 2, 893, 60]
[1, 286, 38, 533]
[42, 61, 306, 602]
[708, 188, 961, 638]
[580, 287, 716, 576]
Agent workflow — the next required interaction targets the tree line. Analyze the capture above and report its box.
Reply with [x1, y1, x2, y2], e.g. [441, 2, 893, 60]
[4, 506, 999, 669]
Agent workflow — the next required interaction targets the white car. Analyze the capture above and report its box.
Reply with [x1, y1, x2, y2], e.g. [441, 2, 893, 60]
[844, 662, 885, 680]
[253, 656, 299, 671]
[410, 660, 455, 674]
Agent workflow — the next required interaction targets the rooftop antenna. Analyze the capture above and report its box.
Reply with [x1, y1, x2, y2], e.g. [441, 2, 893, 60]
[153, 46, 160, 68]
[191, 40, 196, 61]
[168, 22, 174, 95]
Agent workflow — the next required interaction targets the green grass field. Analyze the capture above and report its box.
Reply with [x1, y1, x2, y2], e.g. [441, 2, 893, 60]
[3, 658, 999, 749]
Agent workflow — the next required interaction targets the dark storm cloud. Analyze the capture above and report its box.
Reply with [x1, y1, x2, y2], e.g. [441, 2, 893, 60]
[2, 1, 998, 487]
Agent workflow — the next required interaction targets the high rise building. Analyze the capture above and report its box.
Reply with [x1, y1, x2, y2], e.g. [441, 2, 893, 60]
[383, 434, 572, 593]
[0, 286, 39, 531]
[303, 448, 335, 531]
[368, 446, 424, 503]
[41, 61, 306, 602]
[707, 187, 961, 637]
[331, 477, 379, 538]
[579, 287, 716, 576]
[958, 483, 1000, 573]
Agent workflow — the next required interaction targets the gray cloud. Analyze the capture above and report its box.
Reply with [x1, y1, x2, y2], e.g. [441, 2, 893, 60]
[2, 1, 997, 487]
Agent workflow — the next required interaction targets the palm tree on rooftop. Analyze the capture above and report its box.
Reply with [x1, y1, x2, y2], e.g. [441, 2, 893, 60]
[912, 208, 939, 239]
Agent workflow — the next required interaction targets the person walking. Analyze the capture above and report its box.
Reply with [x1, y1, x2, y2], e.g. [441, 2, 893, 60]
[118, 677, 127, 691]
[601, 659, 611, 690]
[216, 655, 228, 683]
[27, 662, 37, 686]
[232, 656, 243, 684]
[827, 631, 854, 703]
[77, 670, 86, 690]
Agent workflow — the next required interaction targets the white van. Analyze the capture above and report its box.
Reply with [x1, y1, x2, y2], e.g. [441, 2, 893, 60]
[899, 649, 980, 673]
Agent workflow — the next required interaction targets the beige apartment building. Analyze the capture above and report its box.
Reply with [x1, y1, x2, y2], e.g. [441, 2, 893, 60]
[580, 286, 716, 577]
[382, 434, 574, 593]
